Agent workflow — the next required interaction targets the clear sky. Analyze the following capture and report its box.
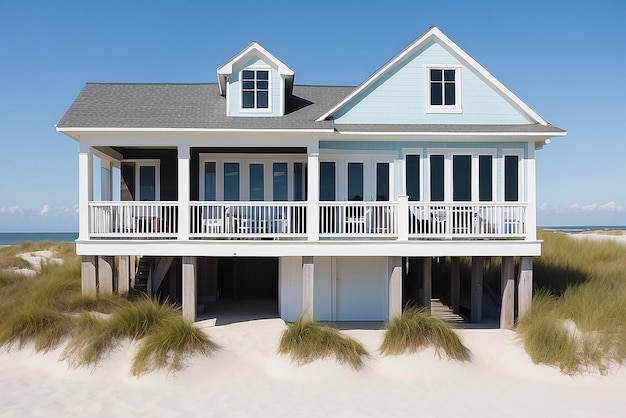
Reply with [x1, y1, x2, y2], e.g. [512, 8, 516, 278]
[1, 0, 625, 232]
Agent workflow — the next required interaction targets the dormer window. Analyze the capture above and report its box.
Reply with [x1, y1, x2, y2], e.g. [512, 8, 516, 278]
[425, 65, 462, 113]
[242, 70, 269, 110]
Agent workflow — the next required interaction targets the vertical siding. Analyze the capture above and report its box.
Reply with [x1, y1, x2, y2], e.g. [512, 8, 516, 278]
[332, 41, 529, 124]
[228, 56, 282, 117]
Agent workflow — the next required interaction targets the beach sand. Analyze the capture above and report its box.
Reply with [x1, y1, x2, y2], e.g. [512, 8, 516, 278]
[1, 318, 625, 417]
[568, 230, 626, 246]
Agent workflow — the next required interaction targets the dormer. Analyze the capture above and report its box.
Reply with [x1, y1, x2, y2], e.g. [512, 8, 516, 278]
[217, 42, 294, 117]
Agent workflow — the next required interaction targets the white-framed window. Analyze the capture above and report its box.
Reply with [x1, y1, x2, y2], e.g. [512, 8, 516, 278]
[425, 65, 462, 114]
[125, 160, 160, 201]
[241, 69, 270, 111]
[502, 149, 525, 202]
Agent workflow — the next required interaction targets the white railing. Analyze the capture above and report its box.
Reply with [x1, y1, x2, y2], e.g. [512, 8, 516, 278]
[408, 203, 527, 239]
[89, 202, 179, 238]
[319, 202, 398, 238]
[189, 202, 307, 239]
[87, 201, 527, 240]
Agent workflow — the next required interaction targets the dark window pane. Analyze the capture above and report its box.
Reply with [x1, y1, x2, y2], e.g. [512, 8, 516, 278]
[505, 156, 519, 201]
[319, 162, 335, 201]
[430, 155, 444, 201]
[224, 163, 240, 201]
[445, 82, 455, 105]
[479, 155, 492, 201]
[453, 155, 471, 201]
[273, 163, 288, 201]
[139, 166, 156, 201]
[293, 162, 304, 201]
[444, 69, 455, 81]
[242, 80, 254, 90]
[376, 163, 389, 201]
[431, 83, 442, 105]
[256, 80, 268, 90]
[257, 91, 268, 108]
[242, 70, 254, 79]
[257, 71, 268, 80]
[348, 162, 364, 201]
[406, 155, 420, 201]
[430, 69, 442, 81]
[249, 163, 264, 201]
[242, 91, 254, 108]
[204, 162, 216, 201]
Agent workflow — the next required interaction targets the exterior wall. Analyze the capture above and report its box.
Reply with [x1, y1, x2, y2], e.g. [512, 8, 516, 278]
[279, 256, 302, 322]
[313, 256, 333, 321]
[332, 41, 529, 124]
[228, 56, 282, 117]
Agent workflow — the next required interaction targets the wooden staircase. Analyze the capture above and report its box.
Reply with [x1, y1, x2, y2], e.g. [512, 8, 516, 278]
[133, 256, 175, 296]
[133, 256, 155, 294]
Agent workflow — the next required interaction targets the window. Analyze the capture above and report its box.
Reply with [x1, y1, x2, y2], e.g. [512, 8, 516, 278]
[347, 162, 364, 201]
[406, 155, 421, 201]
[452, 155, 471, 202]
[224, 163, 240, 201]
[138, 166, 156, 201]
[293, 163, 305, 201]
[426, 66, 461, 113]
[204, 162, 216, 201]
[376, 163, 389, 201]
[504, 155, 519, 202]
[242, 70, 269, 109]
[249, 163, 264, 201]
[273, 163, 288, 201]
[319, 162, 336, 201]
[478, 155, 493, 201]
[430, 155, 445, 202]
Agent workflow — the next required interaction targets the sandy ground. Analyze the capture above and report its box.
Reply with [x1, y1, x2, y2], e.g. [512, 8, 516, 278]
[569, 231, 626, 246]
[10, 250, 63, 277]
[1, 318, 625, 418]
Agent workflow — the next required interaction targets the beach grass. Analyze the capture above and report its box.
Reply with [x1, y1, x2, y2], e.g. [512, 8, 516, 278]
[380, 307, 469, 361]
[518, 230, 626, 373]
[0, 242, 215, 374]
[278, 315, 368, 370]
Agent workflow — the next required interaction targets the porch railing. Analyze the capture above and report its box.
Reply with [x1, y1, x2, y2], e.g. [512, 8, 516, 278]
[87, 201, 528, 240]
[189, 202, 307, 239]
[89, 202, 179, 238]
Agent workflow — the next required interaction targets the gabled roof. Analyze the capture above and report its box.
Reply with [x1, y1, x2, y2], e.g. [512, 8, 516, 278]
[216, 41, 295, 97]
[317, 26, 549, 125]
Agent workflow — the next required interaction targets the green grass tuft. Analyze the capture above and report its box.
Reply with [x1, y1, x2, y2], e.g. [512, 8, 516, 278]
[380, 308, 468, 361]
[278, 316, 368, 370]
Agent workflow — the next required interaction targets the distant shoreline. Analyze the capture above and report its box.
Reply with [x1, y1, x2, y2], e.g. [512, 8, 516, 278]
[0, 232, 78, 247]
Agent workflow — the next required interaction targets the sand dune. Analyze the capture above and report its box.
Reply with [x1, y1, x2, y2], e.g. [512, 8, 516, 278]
[2, 318, 625, 417]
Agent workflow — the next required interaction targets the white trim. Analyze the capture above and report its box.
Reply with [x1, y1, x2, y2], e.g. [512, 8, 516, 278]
[424, 64, 462, 114]
[335, 130, 566, 137]
[128, 160, 160, 201]
[316, 26, 549, 125]
[57, 127, 335, 134]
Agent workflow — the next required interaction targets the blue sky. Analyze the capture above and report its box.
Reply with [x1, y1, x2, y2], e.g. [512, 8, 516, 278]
[1, 0, 625, 232]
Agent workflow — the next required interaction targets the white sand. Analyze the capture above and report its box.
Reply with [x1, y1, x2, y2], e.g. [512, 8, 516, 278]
[569, 231, 626, 246]
[5, 250, 64, 277]
[1, 318, 625, 417]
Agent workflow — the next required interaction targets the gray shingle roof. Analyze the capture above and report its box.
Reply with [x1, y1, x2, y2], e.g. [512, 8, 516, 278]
[57, 83, 353, 130]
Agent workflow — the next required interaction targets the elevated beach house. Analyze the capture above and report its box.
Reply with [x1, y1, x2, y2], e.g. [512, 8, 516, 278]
[57, 27, 565, 328]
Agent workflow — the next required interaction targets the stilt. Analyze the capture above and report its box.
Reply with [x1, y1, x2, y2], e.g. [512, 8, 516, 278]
[302, 256, 314, 321]
[118, 256, 131, 293]
[81, 256, 97, 297]
[388, 256, 402, 320]
[450, 256, 460, 313]
[422, 257, 432, 314]
[471, 256, 484, 323]
[97, 256, 114, 295]
[517, 257, 533, 320]
[182, 256, 197, 322]
[501, 256, 515, 329]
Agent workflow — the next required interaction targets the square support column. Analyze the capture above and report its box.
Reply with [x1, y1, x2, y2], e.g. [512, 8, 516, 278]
[302, 256, 314, 320]
[388, 256, 403, 320]
[422, 257, 432, 314]
[306, 145, 319, 241]
[501, 256, 515, 330]
[177, 144, 191, 240]
[471, 256, 484, 323]
[78, 142, 93, 241]
[182, 256, 197, 322]
[98, 256, 114, 295]
[450, 256, 460, 313]
[397, 196, 409, 241]
[118, 256, 131, 293]
[517, 256, 533, 320]
[81, 256, 97, 297]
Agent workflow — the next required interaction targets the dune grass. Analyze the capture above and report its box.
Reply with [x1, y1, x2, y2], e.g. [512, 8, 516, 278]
[380, 307, 468, 361]
[278, 316, 368, 370]
[518, 231, 626, 374]
[0, 242, 215, 375]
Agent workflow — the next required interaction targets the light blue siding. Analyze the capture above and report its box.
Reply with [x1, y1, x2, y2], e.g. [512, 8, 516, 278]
[332, 41, 529, 124]
[228, 56, 282, 117]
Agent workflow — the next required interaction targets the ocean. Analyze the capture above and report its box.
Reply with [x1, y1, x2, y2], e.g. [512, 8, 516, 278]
[539, 226, 626, 233]
[0, 232, 78, 246]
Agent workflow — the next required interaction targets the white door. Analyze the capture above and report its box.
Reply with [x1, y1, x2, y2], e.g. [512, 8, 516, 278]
[335, 257, 388, 320]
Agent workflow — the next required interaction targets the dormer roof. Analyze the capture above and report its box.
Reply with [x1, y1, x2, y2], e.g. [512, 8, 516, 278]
[216, 41, 295, 98]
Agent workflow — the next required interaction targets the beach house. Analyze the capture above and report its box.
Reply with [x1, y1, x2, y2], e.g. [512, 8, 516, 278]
[57, 26, 565, 328]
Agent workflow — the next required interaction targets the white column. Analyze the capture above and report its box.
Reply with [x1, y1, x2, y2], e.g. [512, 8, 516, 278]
[177, 144, 191, 240]
[397, 195, 409, 240]
[81, 256, 97, 296]
[302, 256, 314, 320]
[182, 256, 197, 322]
[526, 142, 537, 240]
[388, 256, 402, 320]
[118, 256, 131, 293]
[422, 257, 432, 313]
[501, 256, 515, 329]
[98, 256, 114, 295]
[306, 145, 319, 240]
[78, 142, 93, 240]
[518, 256, 533, 320]
[471, 256, 484, 323]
